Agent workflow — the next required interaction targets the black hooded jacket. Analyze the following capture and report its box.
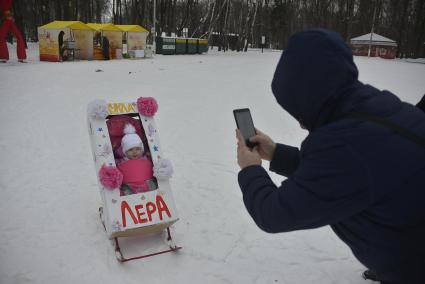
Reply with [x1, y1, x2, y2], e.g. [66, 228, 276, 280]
[238, 29, 425, 283]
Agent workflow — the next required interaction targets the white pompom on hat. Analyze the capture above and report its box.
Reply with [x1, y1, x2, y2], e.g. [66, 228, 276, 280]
[121, 124, 144, 154]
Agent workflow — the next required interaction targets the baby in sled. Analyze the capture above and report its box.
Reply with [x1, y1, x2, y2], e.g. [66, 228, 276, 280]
[117, 123, 157, 195]
[99, 115, 172, 196]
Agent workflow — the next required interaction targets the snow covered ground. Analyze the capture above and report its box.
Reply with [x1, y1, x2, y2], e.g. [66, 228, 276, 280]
[0, 43, 424, 284]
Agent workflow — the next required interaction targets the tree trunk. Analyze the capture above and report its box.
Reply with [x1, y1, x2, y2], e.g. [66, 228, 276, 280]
[206, 0, 216, 43]
[396, 0, 411, 57]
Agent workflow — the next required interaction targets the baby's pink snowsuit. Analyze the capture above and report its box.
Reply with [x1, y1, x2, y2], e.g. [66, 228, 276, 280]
[117, 157, 154, 194]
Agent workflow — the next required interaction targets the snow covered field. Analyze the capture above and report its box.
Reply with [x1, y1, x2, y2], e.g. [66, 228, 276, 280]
[1, 44, 424, 284]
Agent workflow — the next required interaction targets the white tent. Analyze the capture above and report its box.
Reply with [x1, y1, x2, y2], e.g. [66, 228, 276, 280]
[350, 33, 397, 59]
[350, 33, 397, 47]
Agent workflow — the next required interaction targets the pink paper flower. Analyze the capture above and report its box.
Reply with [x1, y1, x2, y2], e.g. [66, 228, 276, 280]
[137, 97, 158, 117]
[99, 165, 123, 190]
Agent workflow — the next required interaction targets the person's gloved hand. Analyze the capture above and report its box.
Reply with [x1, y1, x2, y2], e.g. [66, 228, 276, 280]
[99, 165, 123, 189]
[154, 158, 174, 180]
[249, 128, 276, 161]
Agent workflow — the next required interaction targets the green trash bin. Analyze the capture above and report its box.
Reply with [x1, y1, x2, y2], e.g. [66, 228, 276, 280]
[198, 39, 208, 54]
[187, 38, 198, 54]
[175, 38, 187, 55]
[156, 37, 162, 54]
[161, 37, 176, 55]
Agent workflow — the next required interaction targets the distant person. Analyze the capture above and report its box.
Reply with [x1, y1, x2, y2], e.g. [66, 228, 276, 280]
[416, 94, 425, 112]
[236, 29, 425, 284]
[0, 5, 27, 62]
[94, 32, 101, 47]
[58, 31, 65, 61]
[102, 36, 110, 60]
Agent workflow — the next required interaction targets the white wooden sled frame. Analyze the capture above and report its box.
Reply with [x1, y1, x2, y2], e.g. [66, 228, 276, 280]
[88, 101, 181, 261]
[99, 206, 181, 262]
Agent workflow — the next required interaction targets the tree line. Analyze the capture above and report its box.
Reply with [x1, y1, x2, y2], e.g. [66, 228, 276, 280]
[5, 0, 425, 58]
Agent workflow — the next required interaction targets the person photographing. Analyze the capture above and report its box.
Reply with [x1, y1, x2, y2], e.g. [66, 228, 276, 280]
[235, 28, 425, 284]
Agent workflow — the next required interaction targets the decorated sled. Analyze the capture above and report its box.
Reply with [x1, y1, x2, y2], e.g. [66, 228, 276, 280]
[87, 97, 181, 262]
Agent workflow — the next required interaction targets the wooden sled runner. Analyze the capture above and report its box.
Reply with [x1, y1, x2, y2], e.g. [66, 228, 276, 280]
[98, 206, 181, 262]
[87, 97, 182, 262]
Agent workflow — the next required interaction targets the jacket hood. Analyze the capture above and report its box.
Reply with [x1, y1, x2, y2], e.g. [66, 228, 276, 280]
[271, 29, 361, 131]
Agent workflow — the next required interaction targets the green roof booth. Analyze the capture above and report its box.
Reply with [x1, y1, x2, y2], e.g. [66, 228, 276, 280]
[175, 38, 187, 55]
[198, 39, 208, 54]
[158, 37, 176, 55]
[187, 38, 197, 54]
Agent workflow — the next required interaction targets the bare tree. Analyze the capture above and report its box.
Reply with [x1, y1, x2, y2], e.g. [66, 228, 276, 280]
[9, 0, 425, 57]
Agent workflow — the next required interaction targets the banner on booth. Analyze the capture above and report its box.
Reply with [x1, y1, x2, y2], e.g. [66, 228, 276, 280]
[38, 28, 61, 62]
[73, 30, 93, 60]
[128, 32, 147, 51]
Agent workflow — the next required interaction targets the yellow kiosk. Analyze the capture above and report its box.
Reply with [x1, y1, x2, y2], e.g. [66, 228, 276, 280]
[38, 21, 94, 62]
[116, 25, 149, 58]
[87, 23, 123, 60]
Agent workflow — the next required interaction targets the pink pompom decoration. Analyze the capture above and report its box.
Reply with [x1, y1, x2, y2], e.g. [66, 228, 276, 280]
[137, 97, 158, 117]
[99, 165, 123, 190]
